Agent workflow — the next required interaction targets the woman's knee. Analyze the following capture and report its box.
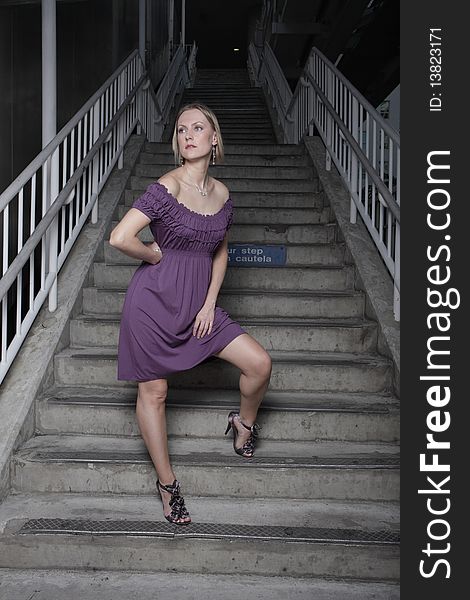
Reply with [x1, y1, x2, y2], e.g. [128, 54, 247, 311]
[250, 349, 272, 380]
[137, 378, 168, 407]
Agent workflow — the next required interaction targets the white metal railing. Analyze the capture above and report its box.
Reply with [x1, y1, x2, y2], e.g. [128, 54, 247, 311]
[0, 45, 194, 385]
[249, 42, 400, 321]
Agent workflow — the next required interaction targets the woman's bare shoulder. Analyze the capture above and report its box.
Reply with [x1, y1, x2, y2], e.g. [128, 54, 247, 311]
[157, 170, 181, 198]
[211, 177, 230, 201]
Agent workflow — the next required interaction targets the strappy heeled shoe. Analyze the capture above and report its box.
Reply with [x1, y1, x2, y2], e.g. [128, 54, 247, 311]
[224, 410, 261, 458]
[156, 478, 191, 525]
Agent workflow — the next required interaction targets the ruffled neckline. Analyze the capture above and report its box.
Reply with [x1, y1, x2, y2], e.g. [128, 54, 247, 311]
[151, 181, 232, 219]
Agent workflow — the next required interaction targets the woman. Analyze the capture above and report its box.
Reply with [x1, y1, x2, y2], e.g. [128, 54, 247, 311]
[110, 103, 272, 525]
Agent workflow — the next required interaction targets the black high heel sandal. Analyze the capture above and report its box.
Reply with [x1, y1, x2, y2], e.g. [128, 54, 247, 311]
[224, 410, 261, 458]
[156, 478, 191, 525]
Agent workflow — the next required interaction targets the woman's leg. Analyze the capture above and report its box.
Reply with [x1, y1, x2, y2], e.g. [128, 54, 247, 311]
[213, 333, 272, 448]
[136, 378, 191, 523]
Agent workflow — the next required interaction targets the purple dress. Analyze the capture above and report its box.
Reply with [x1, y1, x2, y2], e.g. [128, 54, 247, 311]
[117, 181, 246, 382]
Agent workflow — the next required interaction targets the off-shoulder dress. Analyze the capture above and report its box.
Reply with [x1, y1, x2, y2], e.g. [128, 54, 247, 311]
[117, 181, 246, 382]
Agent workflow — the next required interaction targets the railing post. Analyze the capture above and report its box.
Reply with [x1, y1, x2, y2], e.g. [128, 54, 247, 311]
[325, 67, 333, 171]
[117, 71, 124, 169]
[139, 0, 146, 66]
[308, 54, 314, 137]
[47, 146, 60, 312]
[91, 98, 100, 224]
[393, 222, 400, 321]
[136, 93, 143, 135]
[42, 0, 59, 312]
[350, 95, 359, 224]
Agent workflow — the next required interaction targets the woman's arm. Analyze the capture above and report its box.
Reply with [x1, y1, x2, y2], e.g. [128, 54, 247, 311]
[109, 209, 162, 265]
[205, 234, 229, 308]
[192, 234, 229, 338]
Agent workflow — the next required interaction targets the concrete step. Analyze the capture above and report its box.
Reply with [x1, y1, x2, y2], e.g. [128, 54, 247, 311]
[139, 151, 312, 167]
[93, 263, 354, 292]
[70, 313, 377, 354]
[221, 133, 276, 139]
[181, 100, 268, 108]
[37, 385, 399, 442]
[217, 289, 364, 318]
[0, 568, 400, 600]
[144, 142, 306, 155]
[216, 130, 275, 137]
[125, 188, 327, 209]
[106, 239, 345, 267]
[228, 223, 335, 244]
[221, 137, 277, 144]
[133, 164, 312, 180]
[131, 176, 319, 193]
[224, 264, 352, 290]
[216, 124, 275, 132]
[182, 96, 266, 103]
[82, 287, 365, 319]
[53, 347, 392, 393]
[11, 434, 399, 501]
[0, 492, 399, 582]
[206, 111, 272, 119]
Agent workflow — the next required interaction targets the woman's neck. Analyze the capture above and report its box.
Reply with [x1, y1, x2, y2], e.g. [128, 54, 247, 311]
[181, 161, 210, 190]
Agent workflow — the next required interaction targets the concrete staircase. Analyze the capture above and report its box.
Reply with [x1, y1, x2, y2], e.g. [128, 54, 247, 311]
[177, 68, 277, 144]
[0, 70, 399, 598]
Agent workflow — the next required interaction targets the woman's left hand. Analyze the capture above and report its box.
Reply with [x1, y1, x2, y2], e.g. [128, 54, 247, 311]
[193, 304, 215, 338]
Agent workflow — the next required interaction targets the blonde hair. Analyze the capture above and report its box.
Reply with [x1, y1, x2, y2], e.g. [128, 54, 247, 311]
[172, 103, 225, 166]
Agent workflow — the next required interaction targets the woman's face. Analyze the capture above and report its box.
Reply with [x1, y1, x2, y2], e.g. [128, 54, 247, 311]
[177, 108, 217, 162]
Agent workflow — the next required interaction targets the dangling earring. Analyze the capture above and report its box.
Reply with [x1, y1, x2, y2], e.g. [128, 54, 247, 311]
[180, 156, 184, 166]
[211, 145, 217, 165]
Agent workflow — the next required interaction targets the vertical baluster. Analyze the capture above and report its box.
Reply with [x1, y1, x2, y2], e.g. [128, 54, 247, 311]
[16, 189, 24, 332]
[332, 77, 337, 156]
[99, 95, 104, 179]
[338, 81, 342, 167]
[2, 205, 9, 278]
[387, 206, 393, 259]
[379, 128, 385, 180]
[359, 103, 363, 206]
[396, 148, 400, 207]
[62, 136, 68, 190]
[372, 120, 377, 230]
[365, 111, 370, 216]
[343, 83, 348, 171]
[379, 199, 385, 247]
[379, 128, 385, 243]
[59, 136, 68, 248]
[76, 123, 81, 224]
[61, 199, 65, 256]
[394, 222, 400, 321]
[1, 200, 8, 361]
[83, 112, 88, 161]
[30, 173, 36, 310]
[350, 95, 358, 224]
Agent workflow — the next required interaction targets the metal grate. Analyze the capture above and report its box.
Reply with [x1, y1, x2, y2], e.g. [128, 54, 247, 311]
[18, 518, 399, 545]
[27, 451, 400, 469]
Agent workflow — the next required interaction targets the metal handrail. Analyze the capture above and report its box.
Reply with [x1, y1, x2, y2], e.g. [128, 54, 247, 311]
[290, 47, 400, 147]
[248, 40, 400, 320]
[0, 72, 146, 298]
[0, 50, 139, 211]
[0, 44, 195, 384]
[304, 71, 400, 223]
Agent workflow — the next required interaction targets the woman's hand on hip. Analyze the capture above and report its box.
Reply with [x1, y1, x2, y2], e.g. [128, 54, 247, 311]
[144, 241, 162, 264]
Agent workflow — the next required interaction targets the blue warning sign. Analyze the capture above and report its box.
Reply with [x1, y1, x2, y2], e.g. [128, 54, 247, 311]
[227, 244, 286, 266]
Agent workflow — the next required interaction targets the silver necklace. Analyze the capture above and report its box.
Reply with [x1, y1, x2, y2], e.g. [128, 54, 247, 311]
[194, 183, 208, 196]
[185, 174, 209, 196]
